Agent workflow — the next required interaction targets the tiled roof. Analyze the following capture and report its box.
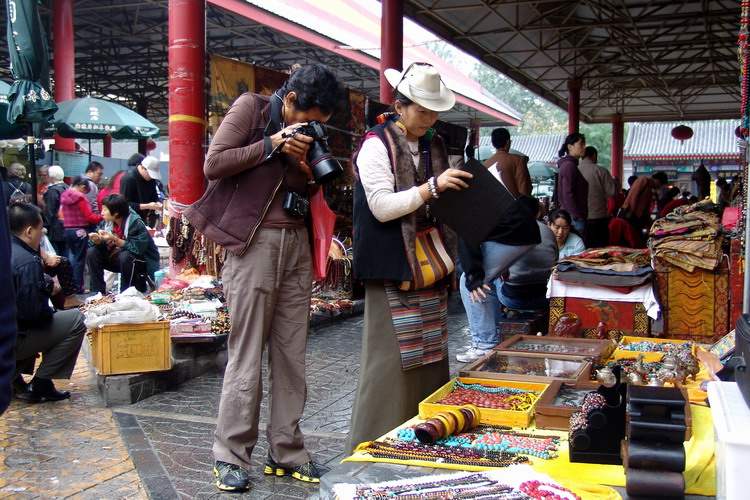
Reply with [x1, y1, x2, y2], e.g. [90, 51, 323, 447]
[624, 121, 741, 159]
[88, 139, 170, 160]
[478, 133, 565, 163]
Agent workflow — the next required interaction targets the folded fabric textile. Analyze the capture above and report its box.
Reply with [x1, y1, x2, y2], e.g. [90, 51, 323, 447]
[547, 276, 660, 319]
[555, 268, 652, 288]
[558, 247, 651, 269]
[556, 262, 653, 276]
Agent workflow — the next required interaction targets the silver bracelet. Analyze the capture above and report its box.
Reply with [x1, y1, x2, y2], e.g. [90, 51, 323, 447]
[428, 176, 440, 198]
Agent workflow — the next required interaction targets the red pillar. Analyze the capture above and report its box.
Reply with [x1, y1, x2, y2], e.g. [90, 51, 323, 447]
[567, 80, 582, 135]
[168, 0, 206, 205]
[611, 113, 624, 184]
[53, 0, 75, 154]
[380, 0, 403, 103]
[103, 135, 112, 157]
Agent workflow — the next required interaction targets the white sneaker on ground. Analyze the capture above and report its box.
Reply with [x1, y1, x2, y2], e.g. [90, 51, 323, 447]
[456, 347, 490, 363]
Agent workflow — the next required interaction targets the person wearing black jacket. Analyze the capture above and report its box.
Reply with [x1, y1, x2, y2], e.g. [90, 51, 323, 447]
[119, 156, 162, 226]
[456, 191, 541, 363]
[9, 202, 86, 403]
[0, 176, 17, 415]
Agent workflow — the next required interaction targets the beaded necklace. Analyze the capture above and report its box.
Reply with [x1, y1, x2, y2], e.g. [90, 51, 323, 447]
[362, 439, 528, 468]
[397, 426, 561, 460]
[519, 480, 582, 500]
[352, 473, 524, 500]
[439, 384, 539, 411]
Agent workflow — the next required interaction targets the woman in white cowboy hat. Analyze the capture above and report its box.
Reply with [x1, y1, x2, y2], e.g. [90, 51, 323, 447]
[346, 63, 473, 451]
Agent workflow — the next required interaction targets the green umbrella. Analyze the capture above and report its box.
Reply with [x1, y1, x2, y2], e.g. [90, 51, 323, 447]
[5, 0, 57, 124]
[52, 97, 160, 140]
[0, 81, 27, 139]
[528, 161, 558, 179]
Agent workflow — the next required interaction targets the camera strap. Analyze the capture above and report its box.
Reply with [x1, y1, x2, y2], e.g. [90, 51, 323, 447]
[264, 91, 286, 160]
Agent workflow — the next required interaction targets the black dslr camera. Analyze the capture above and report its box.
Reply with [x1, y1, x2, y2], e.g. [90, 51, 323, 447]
[283, 191, 310, 219]
[290, 121, 344, 184]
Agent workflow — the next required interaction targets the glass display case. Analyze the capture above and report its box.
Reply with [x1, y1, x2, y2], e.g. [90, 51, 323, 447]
[534, 381, 601, 430]
[459, 351, 592, 384]
[495, 334, 616, 364]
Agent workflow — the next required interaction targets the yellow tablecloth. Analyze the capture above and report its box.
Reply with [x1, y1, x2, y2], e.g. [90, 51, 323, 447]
[345, 405, 715, 497]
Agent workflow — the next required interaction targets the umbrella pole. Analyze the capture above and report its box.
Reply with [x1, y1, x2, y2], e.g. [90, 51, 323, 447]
[27, 123, 38, 207]
[88, 138, 91, 162]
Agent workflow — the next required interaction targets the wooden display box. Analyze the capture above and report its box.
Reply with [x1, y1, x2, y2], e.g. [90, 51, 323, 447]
[459, 351, 592, 384]
[653, 256, 728, 343]
[418, 377, 549, 429]
[548, 296, 650, 342]
[89, 321, 172, 376]
[495, 335, 616, 365]
[534, 380, 601, 430]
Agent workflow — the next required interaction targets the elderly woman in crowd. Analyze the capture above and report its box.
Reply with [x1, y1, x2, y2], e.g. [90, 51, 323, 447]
[42, 165, 68, 256]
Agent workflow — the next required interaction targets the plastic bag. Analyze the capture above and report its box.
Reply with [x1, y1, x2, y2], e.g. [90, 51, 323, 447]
[40, 234, 56, 255]
[84, 297, 160, 329]
[310, 189, 336, 280]
[157, 278, 189, 291]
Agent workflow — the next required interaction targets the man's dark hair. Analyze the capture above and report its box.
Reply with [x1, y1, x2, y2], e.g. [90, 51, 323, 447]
[102, 193, 129, 219]
[716, 177, 728, 187]
[127, 153, 145, 168]
[280, 64, 345, 117]
[85, 161, 103, 174]
[518, 195, 540, 217]
[652, 172, 668, 186]
[584, 146, 598, 158]
[491, 128, 511, 149]
[8, 202, 42, 234]
[627, 175, 638, 187]
[71, 174, 90, 189]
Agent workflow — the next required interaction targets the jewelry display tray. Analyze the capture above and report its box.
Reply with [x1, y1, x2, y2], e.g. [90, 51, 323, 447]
[495, 334, 616, 365]
[459, 351, 593, 384]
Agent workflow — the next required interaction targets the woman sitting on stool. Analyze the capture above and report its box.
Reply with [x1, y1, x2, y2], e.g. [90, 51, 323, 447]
[87, 193, 159, 294]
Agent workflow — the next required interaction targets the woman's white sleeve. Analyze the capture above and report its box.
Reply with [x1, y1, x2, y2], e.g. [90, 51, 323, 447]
[357, 138, 424, 222]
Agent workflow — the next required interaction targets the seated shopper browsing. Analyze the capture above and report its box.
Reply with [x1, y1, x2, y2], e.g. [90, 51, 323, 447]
[87, 193, 159, 294]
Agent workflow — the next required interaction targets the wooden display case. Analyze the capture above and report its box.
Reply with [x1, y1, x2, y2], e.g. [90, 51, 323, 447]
[534, 380, 601, 430]
[418, 377, 549, 428]
[495, 335, 616, 365]
[459, 351, 592, 384]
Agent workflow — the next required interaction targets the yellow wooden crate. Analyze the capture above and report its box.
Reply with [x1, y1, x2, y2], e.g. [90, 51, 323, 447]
[90, 321, 172, 375]
[418, 377, 549, 429]
[610, 335, 695, 363]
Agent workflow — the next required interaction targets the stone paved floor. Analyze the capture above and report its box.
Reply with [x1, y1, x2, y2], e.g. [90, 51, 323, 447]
[0, 294, 471, 499]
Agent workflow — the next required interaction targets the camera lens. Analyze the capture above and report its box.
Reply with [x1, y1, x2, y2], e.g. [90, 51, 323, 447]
[308, 141, 343, 184]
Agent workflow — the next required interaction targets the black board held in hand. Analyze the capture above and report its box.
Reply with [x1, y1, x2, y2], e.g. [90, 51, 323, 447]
[429, 158, 516, 247]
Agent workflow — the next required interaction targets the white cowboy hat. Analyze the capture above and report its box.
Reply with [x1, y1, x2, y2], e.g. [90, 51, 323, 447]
[384, 63, 455, 112]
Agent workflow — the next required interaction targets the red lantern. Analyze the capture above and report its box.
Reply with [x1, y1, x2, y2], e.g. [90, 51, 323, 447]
[146, 139, 157, 151]
[671, 125, 693, 142]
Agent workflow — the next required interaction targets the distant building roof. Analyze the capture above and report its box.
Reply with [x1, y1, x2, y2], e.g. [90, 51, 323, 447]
[624, 121, 741, 160]
[88, 139, 169, 161]
[478, 133, 565, 163]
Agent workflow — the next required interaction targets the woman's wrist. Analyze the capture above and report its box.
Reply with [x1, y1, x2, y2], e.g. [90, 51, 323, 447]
[428, 176, 440, 198]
